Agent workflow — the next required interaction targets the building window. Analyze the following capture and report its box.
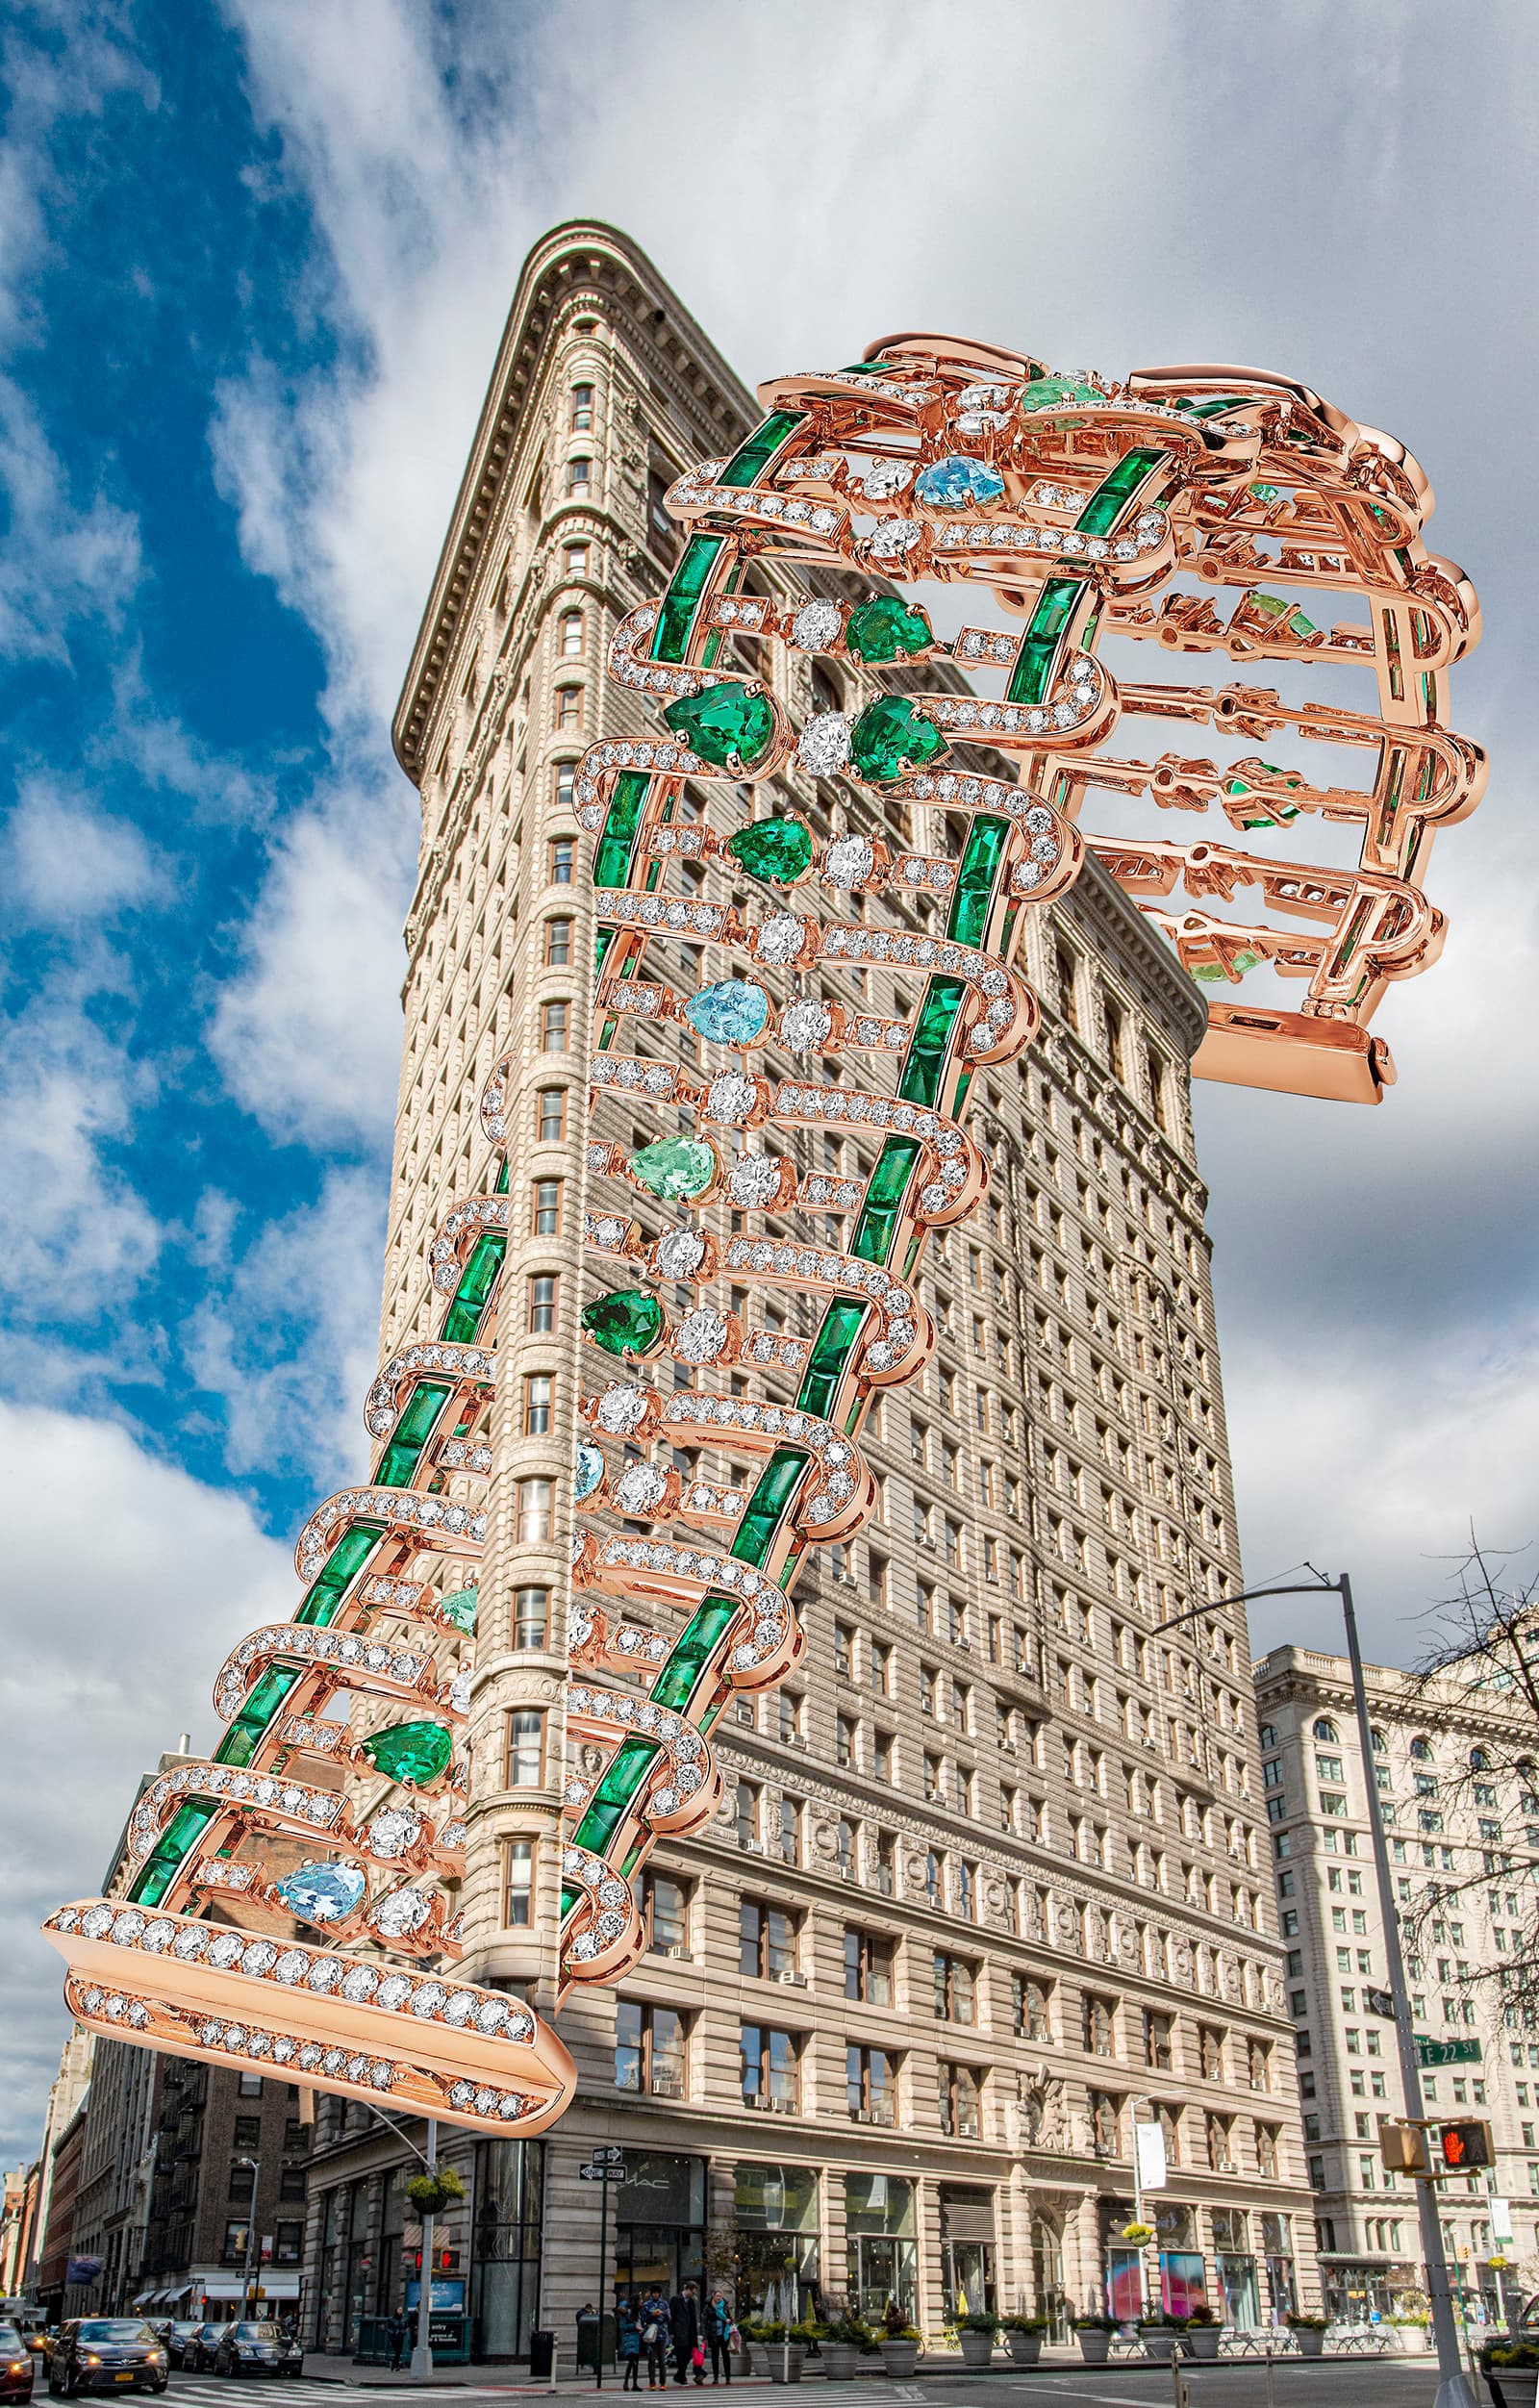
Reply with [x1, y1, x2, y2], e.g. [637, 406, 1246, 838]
[1011, 1973, 1052, 2040]
[740, 1898, 796, 1981]
[735, 1781, 761, 1850]
[514, 1586, 548, 1649]
[528, 1274, 559, 1332]
[559, 610, 584, 660]
[237, 2074, 264, 2098]
[847, 2045, 896, 2124]
[569, 386, 593, 432]
[507, 1711, 545, 1786]
[565, 541, 590, 579]
[777, 1796, 801, 1865]
[537, 1086, 567, 1142]
[517, 1478, 553, 1542]
[523, 1373, 553, 1434]
[843, 1929, 893, 2006]
[641, 1875, 689, 1956]
[616, 2000, 686, 2097]
[1206, 2112, 1235, 2171]
[1083, 1993, 1117, 2057]
[541, 999, 569, 1052]
[506, 1839, 534, 1926]
[233, 2117, 262, 2149]
[228, 2160, 258, 2200]
[1144, 2010, 1173, 2070]
[1256, 2123, 1280, 2178]
[273, 2222, 304, 2265]
[1198, 2024, 1226, 2081]
[1055, 945, 1079, 1031]
[567, 456, 592, 494]
[933, 1953, 975, 2024]
[278, 2165, 307, 2204]
[1089, 2091, 1123, 2154]
[544, 916, 573, 966]
[221, 2220, 250, 2264]
[548, 835, 575, 884]
[741, 2024, 798, 2111]
[532, 1179, 563, 1235]
[939, 2063, 982, 2140]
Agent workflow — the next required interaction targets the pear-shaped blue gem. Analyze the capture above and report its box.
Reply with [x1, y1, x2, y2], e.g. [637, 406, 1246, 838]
[683, 978, 770, 1046]
[275, 1861, 367, 1924]
[915, 454, 1005, 509]
[574, 1441, 606, 1502]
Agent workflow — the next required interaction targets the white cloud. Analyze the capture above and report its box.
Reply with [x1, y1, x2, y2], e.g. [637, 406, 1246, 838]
[0, 1400, 292, 2165]
[0, 1001, 161, 1313]
[5, 777, 163, 923]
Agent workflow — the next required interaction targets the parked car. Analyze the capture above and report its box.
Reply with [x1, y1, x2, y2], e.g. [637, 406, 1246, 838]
[1, 2324, 37, 2402]
[210, 2327, 285, 2380]
[183, 2329, 224, 2374]
[45, 2321, 166, 2397]
[160, 2330, 205, 2374]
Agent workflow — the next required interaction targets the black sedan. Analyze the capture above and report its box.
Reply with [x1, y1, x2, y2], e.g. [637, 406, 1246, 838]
[182, 2329, 223, 2375]
[1, 2325, 36, 2403]
[210, 2327, 285, 2380]
[46, 2323, 166, 2397]
[158, 2331, 204, 2375]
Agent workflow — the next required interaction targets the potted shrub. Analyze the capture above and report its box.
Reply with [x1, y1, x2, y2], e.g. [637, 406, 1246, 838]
[1183, 2303, 1221, 2362]
[1286, 2313, 1327, 2359]
[955, 2314, 998, 2370]
[1002, 2317, 1048, 2368]
[820, 2316, 870, 2381]
[878, 2321, 921, 2379]
[1140, 2313, 1188, 2364]
[1481, 2340, 1539, 2408]
[404, 2167, 465, 2218]
[757, 2322, 806, 2385]
[741, 2319, 773, 2377]
[1074, 2317, 1118, 2365]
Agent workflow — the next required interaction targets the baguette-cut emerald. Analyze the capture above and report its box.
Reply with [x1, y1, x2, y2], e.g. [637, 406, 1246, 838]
[898, 976, 967, 1108]
[719, 412, 805, 489]
[572, 1735, 662, 1856]
[1075, 447, 1167, 537]
[594, 770, 654, 890]
[1006, 579, 1080, 709]
[845, 596, 933, 664]
[663, 682, 774, 772]
[797, 1301, 870, 1419]
[582, 1289, 666, 1358]
[947, 815, 1010, 949]
[853, 1136, 921, 1262]
[653, 536, 723, 664]
[734, 1448, 809, 1569]
[726, 818, 813, 882]
[849, 696, 946, 784]
[361, 1720, 454, 1786]
[295, 1523, 383, 1626]
[650, 1598, 740, 1712]
[129, 1799, 216, 1907]
[629, 1137, 718, 1200]
[374, 1379, 452, 1487]
[215, 1665, 301, 1766]
[441, 1231, 505, 1343]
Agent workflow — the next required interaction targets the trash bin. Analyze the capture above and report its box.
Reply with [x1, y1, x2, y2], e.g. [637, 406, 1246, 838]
[529, 2330, 556, 2380]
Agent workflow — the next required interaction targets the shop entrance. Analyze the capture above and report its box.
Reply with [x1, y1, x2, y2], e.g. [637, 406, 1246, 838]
[734, 2165, 820, 2322]
[844, 2175, 916, 2322]
[612, 2153, 705, 2308]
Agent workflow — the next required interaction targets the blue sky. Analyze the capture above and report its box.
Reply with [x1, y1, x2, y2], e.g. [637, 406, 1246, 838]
[3, 0, 1535, 2159]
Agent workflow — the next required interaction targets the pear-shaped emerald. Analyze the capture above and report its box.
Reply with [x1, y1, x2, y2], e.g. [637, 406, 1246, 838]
[726, 817, 813, 882]
[849, 696, 948, 785]
[360, 1720, 454, 1786]
[845, 597, 933, 664]
[582, 1288, 666, 1357]
[629, 1136, 718, 1199]
[684, 979, 770, 1046]
[663, 681, 774, 771]
[438, 1584, 478, 1635]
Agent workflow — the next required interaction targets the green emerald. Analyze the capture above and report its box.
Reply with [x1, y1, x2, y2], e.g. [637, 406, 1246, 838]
[663, 681, 774, 772]
[441, 1231, 504, 1343]
[629, 1137, 718, 1201]
[853, 1137, 921, 1263]
[947, 815, 1010, 950]
[215, 1665, 301, 1767]
[594, 770, 653, 890]
[1193, 951, 1261, 982]
[649, 1599, 741, 1713]
[295, 1523, 383, 1627]
[582, 1288, 666, 1358]
[374, 1379, 451, 1488]
[726, 817, 813, 882]
[898, 976, 967, 1109]
[845, 596, 933, 664]
[848, 696, 946, 784]
[1020, 375, 1103, 413]
[129, 1799, 217, 1907]
[439, 1585, 478, 1635]
[653, 536, 723, 664]
[361, 1720, 454, 1786]
[797, 1301, 870, 1420]
[1249, 482, 1280, 504]
[1252, 593, 1318, 638]
[1075, 447, 1166, 538]
[734, 1448, 809, 1569]
[719, 413, 805, 489]
[572, 1735, 662, 1856]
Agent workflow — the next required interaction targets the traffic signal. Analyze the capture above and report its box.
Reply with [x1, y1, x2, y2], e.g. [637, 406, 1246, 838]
[1379, 2121, 1430, 2174]
[1439, 2120, 1494, 2171]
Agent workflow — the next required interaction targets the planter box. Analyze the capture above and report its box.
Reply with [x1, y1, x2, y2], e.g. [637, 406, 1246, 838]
[1484, 2373, 1539, 2408]
[1141, 2330, 1176, 2364]
[958, 2334, 995, 2369]
[820, 2346, 859, 2380]
[747, 2345, 770, 2376]
[729, 2351, 752, 2380]
[1183, 2328, 1221, 2361]
[1075, 2331, 1111, 2364]
[1292, 2330, 1325, 2358]
[768, 2345, 806, 2385]
[1005, 2334, 1043, 2367]
[879, 2343, 919, 2378]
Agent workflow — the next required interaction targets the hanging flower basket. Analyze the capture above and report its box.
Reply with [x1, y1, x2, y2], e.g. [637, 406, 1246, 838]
[1121, 2222, 1154, 2245]
[406, 2167, 466, 2217]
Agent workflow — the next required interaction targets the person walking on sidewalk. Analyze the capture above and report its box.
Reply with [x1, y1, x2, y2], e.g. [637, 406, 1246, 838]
[705, 2292, 734, 2386]
[386, 2313, 407, 2372]
[618, 2299, 643, 2393]
[669, 2282, 703, 2387]
[641, 2290, 670, 2392]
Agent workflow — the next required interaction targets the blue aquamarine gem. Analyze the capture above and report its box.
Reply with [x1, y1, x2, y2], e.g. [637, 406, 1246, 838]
[574, 1441, 606, 1502]
[683, 978, 770, 1046]
[276, 1862, 367, 1924]
[915, 454, 1005, 510]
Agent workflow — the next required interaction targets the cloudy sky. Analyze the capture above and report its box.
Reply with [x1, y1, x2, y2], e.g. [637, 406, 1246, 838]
[3, 0, 1533, 2160]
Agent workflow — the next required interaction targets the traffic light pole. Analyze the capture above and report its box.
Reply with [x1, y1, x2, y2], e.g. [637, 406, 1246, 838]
[410, 2120, 438, 2382]
[1155, 1574, 1474, 2408]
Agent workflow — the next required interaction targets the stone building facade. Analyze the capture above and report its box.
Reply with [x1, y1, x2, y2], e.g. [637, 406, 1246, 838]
[1255, 1644, 1538, 2322]
[68, 2038, 157, 2316]
[299, 219, 1316, 2358]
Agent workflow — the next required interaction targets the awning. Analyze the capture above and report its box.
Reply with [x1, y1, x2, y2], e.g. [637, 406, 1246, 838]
[199, 2279, 300, 2302]
[940, 2192, 997, 2245]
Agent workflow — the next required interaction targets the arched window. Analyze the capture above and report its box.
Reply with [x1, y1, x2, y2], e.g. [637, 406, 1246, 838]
[1371, 1728, 1388, 1753]
[1410, 1735, 1432, 1762]
[559, 609, 583, 658]
[1470, 1747, 1490, 1770]
[1259, 1724, 1277, 1750]
[1312, 1717, 1339, 1743]
[569, 384, 593, 432]
[567, 455, 592, 494]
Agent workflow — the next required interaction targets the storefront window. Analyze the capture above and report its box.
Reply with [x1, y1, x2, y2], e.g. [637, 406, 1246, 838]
[613, 2153, 706, 2304]
[845, 2174, 916, 2322]
[1260, 2213, 1297, 2319]
[1212, 2209, 1258, 2330]
[733, 2166, 820, 2320]
[1155, 2203, 1203, 2319]
[471, 2140, 543, 2361]
[940, 2187, 996, 2320]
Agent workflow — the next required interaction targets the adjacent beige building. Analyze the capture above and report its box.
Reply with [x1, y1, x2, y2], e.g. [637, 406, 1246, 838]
[300, 219, 1316, 2359]
[1255, 1644, 1537, 2321]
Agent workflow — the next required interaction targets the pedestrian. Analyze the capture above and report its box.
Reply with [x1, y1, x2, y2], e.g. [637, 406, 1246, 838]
[641, 2289, 670, 2391]
[386, 2313, 407, 2372]
[705, 2292, 734, 2386]
[669, 2281, 704, 2387]
[618, 2298, 643, 2393]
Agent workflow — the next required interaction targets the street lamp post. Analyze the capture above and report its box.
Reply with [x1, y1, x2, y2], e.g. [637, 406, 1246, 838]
[1153, 1575, 1474, 2408]
[409, 2121, 439, 2382]
[232, 2157, 260, 2320]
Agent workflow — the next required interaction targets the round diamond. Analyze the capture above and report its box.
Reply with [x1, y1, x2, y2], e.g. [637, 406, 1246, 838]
[655, 1228, 706, 1279]
[595, 1386, 648, 1434]
[796, 711, 850, 777]
[728, 1155, 783, 1207]
[676, 1308, 730, 1363]
[706, 1072, 758, 1125]
[615, 1462, 668, 1515]
[780, 1001, 832, 1052]
[824, 835, 873, 887]
[792, 599, 842, 651]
